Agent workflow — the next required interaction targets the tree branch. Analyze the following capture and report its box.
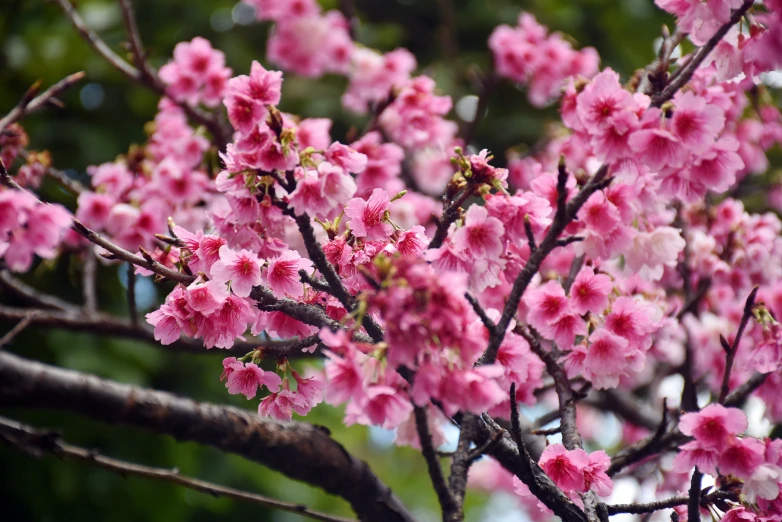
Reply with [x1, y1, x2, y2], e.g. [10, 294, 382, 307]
[651, 0, 754, 107]
[0, 351, 415, 522]
[413, 406, 457, 519]
[718, 286, 758, 403]
[0, 415, 355, 522]
[0, 72, 86, 132]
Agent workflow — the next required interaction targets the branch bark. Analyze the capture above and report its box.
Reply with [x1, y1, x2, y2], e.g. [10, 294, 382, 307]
[0, 415, 355, 522]
[0, 351, 415, 522]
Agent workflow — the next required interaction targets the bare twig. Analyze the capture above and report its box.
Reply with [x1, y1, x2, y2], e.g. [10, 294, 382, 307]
[0, 269, 79, 312]
[0, 416, 355, 522]
[413, 406, 457, 519]
[447, 413, 476, 522]
[126, 262, 138, 326]
[718, 286, 758, 403]
[464, 293, 495, 332]
[82, 250, 98, 315]
[606, 488, 734, 516]
[687, 468, 703, 522]
[0, 314, 38, 348]
[428, 184, 477, 250]
[0, 72, 86, 132]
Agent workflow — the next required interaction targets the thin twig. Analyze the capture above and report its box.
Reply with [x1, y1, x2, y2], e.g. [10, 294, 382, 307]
[413, 406, 457, 518]
[718, 286, 758, 403]
[465, 293, 495, 332]
[0, 72, 86, 132]
[126, 262, 138, 326]
[82, 250, 98, 315]
[0, 314, 38, 348]
[687, 468, 703, 522]
[447, 413, 475, 522]
[0, 416, 355, 522]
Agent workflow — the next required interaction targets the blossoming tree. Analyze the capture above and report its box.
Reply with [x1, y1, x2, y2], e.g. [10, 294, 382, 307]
[2, 0, 782, 521]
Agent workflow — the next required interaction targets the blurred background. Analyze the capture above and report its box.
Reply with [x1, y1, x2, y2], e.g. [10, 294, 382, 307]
[0, 0, 760, 521]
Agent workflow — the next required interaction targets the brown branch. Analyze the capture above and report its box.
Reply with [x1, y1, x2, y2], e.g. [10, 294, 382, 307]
[718, 286, 758, 403]
[479, 162, 610, 366]
[0, 313, 38, 348]
[687, 468, 703, 522]
[428, 185, 477, 250]
[606, 489, 733, 516]
[413, 406, 457, 519]
[447, 413, 475, 522]
[0, 351, 415, 522]
[651, 0, 754, 107]
[126, 262, 138, 326]
[0, 416, 355, 522]
[0, 72, 86, 132]
[0, 269, 80, 312]
[474, 414, 589, 522]
[82, 250, 98, 315]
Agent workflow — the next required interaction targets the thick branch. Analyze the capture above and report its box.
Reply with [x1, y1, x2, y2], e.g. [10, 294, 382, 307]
[0, 351, 415, 522]
[0, 416, 354, 522]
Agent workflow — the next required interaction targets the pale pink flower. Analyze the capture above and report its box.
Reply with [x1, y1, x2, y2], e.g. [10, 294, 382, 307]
[210, 245, 263, 297]
[325, 142, 367, 174]
[629, 127, 687, 172]
[584, 450, 613, 496]
[576, 69, 634, 133]
[583, 329, 633, 389]
[146, 305, 184, 345]
[186, 279, 230, 315]
[579, 192, 621, 235]
[672, 440, 721, 475]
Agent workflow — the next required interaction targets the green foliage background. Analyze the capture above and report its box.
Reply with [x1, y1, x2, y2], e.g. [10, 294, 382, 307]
[0, 0, 692, 520]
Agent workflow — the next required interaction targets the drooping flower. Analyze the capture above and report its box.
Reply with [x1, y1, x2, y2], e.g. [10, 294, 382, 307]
[210, 245, 264, 297]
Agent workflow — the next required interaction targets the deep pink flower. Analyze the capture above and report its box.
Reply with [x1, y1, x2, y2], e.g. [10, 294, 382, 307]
[671, 91, 725, 154]
[345, 188, 393, 241]
[291, 370, 324, 415]
[672, 440, 721, 475]
[523, 281, 569, 332]
[570, 266, 612, 315]
[584, 451, 613, 496]
[579, 192, 621, 235]
[539, 444, 588, 492]
[629, 127, 687, 172]
[576, 69, 634, 133]
[210, 245, 263, 297]
[146, 305, 185, 345]
[583, 329, 634, 389]
[678, 403, 748, 450]
[264, 250, 314, 298]
[226, 362, 282, 399]
[719, 437, 766, 478]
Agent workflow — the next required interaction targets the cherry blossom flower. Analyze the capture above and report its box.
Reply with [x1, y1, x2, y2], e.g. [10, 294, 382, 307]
[210, 245, 264, 297]
[345, 189, 393, 241]
[225, 362, 282, 399]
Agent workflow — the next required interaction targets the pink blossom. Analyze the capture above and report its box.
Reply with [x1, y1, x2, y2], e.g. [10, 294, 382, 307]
[452, 205, 505, 259]
[629, 127, 687, 172]
[523, 281, 569, 332]
[146, 305, 185, 345]
[576, 69, 634, 133]
[584, 451, 613, 496]
[210, 245, 263, 297]
[160, 37, 231, 107]
[225, 362, 282, 399]
[243, 0, 320, 22]
[75, 192, 114, 230]
[719, 437, 765, 478]
[678, 403, 748, 450]
[325, 142, 367, 174]
[345, 188, 393, 241]
[583, 329, 634, 389]
[186, 279, 229, 315]
[264, 250, 313, 298]
[258, 387, 309, 421]
[343, 48, 416, 113]
[672, 440, 721, 475]
[441, 366, 506, 415]
[539, 444, 588, 492]
[267, 12, 353, 77]
[579, 192, 621, 235]
[226, 60, 283, 106]
[671, 91, 725, 154]
[361, 385, 414, 429]
[291, 370, 324, 415]
[570, 266, 612, 315]
[624, 227, 686, 281]
[198, 295, 257, 349]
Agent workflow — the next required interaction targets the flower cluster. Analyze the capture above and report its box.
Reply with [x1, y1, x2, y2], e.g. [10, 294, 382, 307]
[245, 0, 353, 77]
[489, 13, 600, 107]
[0, 188, 70, 272]
[159, 37, 232, 107]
